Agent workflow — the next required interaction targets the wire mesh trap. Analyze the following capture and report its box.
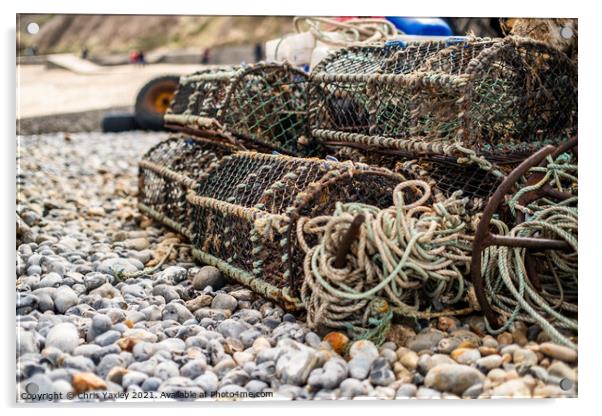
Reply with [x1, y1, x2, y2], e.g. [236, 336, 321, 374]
[309, 36, 577, 162]
[164, 63, 317, 157]
[138, 36, 577, 346]
[138, 135, 236, 238]
[332, 146, 503, 205]
[138, 139, 409, 309]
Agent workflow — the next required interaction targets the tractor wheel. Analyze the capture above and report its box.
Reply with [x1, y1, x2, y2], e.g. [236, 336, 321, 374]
[134, 75, 179, 131]
[101, 112, 139, 132]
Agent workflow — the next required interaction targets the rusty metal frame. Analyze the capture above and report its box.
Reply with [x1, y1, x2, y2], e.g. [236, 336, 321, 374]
[470, 139, 577, 328]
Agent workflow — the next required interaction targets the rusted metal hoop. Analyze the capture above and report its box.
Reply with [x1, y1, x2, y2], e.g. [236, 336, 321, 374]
[516, 137, 578, 293]
[470, 141, 575, 328]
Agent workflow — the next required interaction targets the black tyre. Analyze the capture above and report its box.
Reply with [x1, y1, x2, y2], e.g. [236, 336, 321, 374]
[101, 112, 139, 132]
[134, 75, 180, 131]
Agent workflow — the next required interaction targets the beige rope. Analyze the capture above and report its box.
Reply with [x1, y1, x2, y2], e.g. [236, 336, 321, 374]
[293, 17, 401, 47]
[300, 180, 476, 330]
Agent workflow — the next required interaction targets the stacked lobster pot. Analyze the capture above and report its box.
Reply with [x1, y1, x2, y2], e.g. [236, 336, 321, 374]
[139, 141, 410, 310]
[308, 36, 577, 202]
[138, 135, 236, 239]
[138, 36, 578, 347]
[164, 63, 319, 157]
[301, 36, 578, 344]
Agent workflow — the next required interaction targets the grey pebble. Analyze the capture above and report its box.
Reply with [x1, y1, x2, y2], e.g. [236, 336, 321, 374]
[152, 284, 180, 303]
[180, 359, 207, 379]
[348, 340, 379, 380]
[339, 378, 370, 398]
[83, 272, 108, 291]
[37, 272, 63, 289]
[275, 339, 318, 385]
[211, 293, 238, 312]
[123, 371, 149, 389]
[17, 328, 38, 356]
[141, 376, 162, 391]
[87, 314, 113, 341]
[155, 361, 180, 381]
[155, 266, 187, 285]
[45, 322, 79, 353]
[195, 371, 218, 394]
[191, 266, 225, 290]
[162, 302, 194, 323]
[63, 355, 95, 372]
[245, 379, 268, 393]
[368, 357, 395, 386]
[308, 357, 347, 389]
[396, 383, 418, 398]
[94, 329, 121, 347]
[217, 318, 248, 339]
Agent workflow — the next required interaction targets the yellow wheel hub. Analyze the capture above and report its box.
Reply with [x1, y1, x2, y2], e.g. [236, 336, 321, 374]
[153, 91, 175, 114]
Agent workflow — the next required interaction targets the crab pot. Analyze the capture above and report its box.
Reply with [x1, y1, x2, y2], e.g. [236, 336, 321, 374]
[184, 152, 406, 310]
[164, 63, 316, 157]
[309, 37, 577, 161]
[138, 135, 236, 239]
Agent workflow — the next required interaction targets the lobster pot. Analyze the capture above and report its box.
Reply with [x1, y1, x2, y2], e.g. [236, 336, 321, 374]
[138, 135, 235, 239]
[404, 157, 501, 201]
[332, 140, 502, 208]
[186, 152, 406, 309]
[309, 37, 577, 160]
[165, 63, 315, 156]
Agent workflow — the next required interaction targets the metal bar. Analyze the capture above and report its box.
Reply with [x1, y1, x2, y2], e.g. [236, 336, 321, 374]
[334, 214, 365, 269]
[470, 144, 556, 328]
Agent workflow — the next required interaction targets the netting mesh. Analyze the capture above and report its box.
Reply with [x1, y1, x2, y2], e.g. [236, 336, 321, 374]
[138, 138, 407, 308]
[309, 36, 577, 160]
[138, 135, 236, 238]
[189, 152, 407, 294]
[331, 146, 502, 208]
[165, 63, 316, 156]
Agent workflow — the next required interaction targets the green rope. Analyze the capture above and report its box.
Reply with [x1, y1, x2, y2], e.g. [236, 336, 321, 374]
[301, 153, 578, 349]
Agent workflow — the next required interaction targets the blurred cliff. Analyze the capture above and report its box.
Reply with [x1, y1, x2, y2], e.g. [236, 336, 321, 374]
[17, 15, 294, 55]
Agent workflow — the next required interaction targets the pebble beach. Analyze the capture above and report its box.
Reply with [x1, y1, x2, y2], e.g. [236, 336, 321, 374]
[16, 132, 578, 402]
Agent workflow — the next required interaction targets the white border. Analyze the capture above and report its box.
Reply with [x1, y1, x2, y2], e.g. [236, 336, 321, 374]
[3, 1, 598, 414]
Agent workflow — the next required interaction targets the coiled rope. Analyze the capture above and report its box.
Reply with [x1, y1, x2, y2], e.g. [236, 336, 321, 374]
[481, 154, 578, 348]
[299, 180, 477, 335]
[293, 17, 401, 47]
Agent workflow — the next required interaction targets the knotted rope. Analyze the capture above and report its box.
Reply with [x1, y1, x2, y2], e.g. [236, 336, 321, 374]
[110, 243, 191, 281]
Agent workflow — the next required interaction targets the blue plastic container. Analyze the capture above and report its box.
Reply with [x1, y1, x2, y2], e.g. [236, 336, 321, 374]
[386, 17, 453, 36]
